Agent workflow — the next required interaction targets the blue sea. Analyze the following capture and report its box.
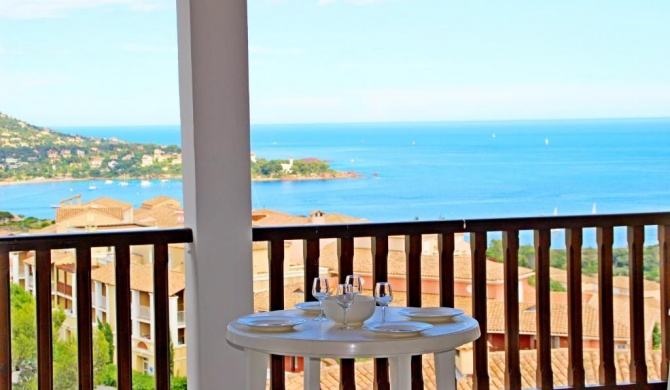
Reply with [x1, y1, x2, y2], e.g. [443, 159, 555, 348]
[4, 118, 670, 246]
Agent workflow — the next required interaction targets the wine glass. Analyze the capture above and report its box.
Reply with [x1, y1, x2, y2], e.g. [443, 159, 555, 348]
[374, 282, 393, 323]
[335, 284, 355, 329]
[312, 277, 331, 322]
[345, 274, 364, 295]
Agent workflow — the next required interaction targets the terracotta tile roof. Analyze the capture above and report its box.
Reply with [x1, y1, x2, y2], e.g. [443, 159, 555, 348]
[140, 195, 179, 208]
[549, 267, 598, 286]
[252, 209, 310, 227]
[319, 243, 533, 282]
[86, 197, 133, 210]
[56, 206, 124, 223]
[24, 249, 74, 266]
[91, 263, 185, 296]
[612, 275, 660, 291]
[316, 211, 368, 224]
[453, 295, 629, 340]
[281, 349, 663, 390]
[134, 204, 183, 228]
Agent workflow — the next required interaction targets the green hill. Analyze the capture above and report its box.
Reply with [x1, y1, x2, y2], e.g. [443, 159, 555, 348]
[0, 112, 182, 182]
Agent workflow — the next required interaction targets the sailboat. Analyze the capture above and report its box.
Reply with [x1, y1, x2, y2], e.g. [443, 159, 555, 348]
[140, 179, 152, 187]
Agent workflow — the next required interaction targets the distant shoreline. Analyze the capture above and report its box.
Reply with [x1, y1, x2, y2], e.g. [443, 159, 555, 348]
[0, 172, 363, 186]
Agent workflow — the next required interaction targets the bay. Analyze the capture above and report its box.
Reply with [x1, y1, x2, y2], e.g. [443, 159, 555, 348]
[4, 118, 670, 246]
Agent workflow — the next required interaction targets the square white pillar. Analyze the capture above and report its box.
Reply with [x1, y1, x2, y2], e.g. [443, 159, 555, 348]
[177, 0, 253, 388]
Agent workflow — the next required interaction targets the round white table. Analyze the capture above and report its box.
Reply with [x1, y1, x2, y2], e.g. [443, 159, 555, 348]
[226, 307, 480, 390]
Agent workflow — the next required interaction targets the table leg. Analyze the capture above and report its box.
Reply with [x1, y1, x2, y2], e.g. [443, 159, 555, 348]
[303, 357, 321, 390]
[388, 355, 411, 390]
[434, 350, 456, 390]
[244, 349, 268, 390]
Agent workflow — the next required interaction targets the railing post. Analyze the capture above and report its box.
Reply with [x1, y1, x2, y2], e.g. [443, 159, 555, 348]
[503, 230, 521, 389]
[75, 245, 94, 390]
[338, 237, 355, 390]
[628, 226, 648, 384]
[438, 233, 455, 308]
[405, 235, 424, 390]
[115, 244, 132, 390]
[534, 229, 553, 389]
[372, 236, 390, 390]
[565, 228, 585, 388]
[0, 248, 10, 390]
[597, 226, 616, 386]
[154, 243, 171, 389]
[470, 231, 489, 390]
[303, 239, 320, 303]
[268, 239, 285, 390]
[660, 225, 670, 381]
[36, 249, 54, 390]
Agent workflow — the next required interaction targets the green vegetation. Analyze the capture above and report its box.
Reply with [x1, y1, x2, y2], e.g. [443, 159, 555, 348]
[486, 238, 661, 282]
[0, 112, 182, 181]
[251, 157, 338, 179]
[10, 283, 186, 389]
[0, 210, 54, 232]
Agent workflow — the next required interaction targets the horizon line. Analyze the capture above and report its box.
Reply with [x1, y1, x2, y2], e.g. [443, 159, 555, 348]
[47, 115, 670, 129]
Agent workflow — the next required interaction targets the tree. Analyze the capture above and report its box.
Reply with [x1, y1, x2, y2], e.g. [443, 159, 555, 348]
[10, 284, 37, 373]
[486, 239, 503, 262]
[93, 327, 112, 384]
[98, 318, 115, 362]
[653, 323, 661, 350]
[53, 337, 78, 390]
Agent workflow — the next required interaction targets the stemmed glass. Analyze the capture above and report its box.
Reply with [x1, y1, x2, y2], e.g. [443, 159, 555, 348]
[345, 274, 364, 295]
[374, 282, 393, 323]
[335, 284, 355, 329]
[312, 277, 331, 322]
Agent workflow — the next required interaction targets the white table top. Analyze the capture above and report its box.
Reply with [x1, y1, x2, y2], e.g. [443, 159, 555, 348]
[226, 307, 480, 359]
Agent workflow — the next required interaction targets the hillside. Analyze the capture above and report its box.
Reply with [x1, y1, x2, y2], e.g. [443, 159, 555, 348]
[0, 112, 361, 183]
[0, 112, 182, 182]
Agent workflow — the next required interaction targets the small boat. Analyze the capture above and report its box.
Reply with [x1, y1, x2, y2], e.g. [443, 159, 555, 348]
[51, 204, 61, 209]
[88, 185, 97, 190]
[104, 180, 113, 185]
[140, 180, 152, 187]
[120, 181, 129, 187]
[545, 138, 549, 145]
[372, 172, 378, 177]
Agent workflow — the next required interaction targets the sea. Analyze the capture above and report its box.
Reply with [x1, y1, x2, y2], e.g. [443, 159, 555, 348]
[3, 118, 670, 247]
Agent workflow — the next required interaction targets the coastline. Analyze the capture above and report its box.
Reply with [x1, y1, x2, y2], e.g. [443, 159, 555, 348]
[251, 171, 363, 182]
[0, 172, 363, 186]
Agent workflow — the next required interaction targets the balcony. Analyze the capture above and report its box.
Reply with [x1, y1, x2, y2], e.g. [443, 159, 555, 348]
[137, 305, 151, 321]
[177, 310, 185, 327]
[56, 281, 72, 297]
[2, 213, 669, 389]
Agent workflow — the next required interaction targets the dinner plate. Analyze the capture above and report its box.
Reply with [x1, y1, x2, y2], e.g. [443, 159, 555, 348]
[295, 301, 322, 313]
[237, 315, 306, 331]
[363, 321, 433, 336]
[398, 307, 464, 322]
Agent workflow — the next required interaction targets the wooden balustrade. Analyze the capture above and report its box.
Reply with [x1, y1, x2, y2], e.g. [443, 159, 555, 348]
[253, 212, 670, 390]
[0, 228, 193, 390]
[3, 212, 670, 389]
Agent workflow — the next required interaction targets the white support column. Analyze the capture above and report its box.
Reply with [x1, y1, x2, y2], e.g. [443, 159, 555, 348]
[10, 253, 19, 283]
[72, 273, 77, 314]
[132, 290, 140, 337]
[169, 296, 179, 345]
[149, 293, 155, 341]
[177, 0, 253, 388]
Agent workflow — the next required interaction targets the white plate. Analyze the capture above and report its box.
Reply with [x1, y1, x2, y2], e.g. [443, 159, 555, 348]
[237, 315, 306, 331]
[295, 302, 322, 313]
[398, 307, 464, 322]
[363, 321, 433, 336]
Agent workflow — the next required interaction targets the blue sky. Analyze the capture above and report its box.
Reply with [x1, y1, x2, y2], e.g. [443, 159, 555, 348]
[1, 0, 669, 126]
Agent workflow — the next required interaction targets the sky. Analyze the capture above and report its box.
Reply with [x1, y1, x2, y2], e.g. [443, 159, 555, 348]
[1, 0, 669, 127]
